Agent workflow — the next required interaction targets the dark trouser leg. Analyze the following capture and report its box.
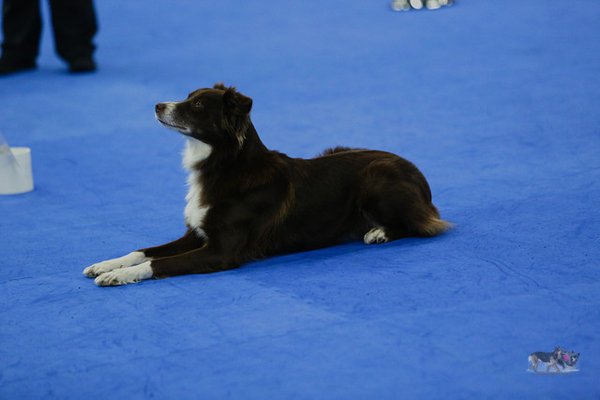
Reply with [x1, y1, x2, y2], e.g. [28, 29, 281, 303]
[1, 0, 42, 62]
[47, 0, 97, 62]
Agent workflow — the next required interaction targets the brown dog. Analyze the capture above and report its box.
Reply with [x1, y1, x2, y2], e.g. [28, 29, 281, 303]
[84, 84, 450, 286]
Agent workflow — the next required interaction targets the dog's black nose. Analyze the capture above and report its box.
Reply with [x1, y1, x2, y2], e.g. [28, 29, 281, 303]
[155, 103, 166, 113]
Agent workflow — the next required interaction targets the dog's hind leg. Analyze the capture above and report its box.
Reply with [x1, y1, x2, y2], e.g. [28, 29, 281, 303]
[83, 229, 203, 277]
[358, 159, 450, 243]
[528, 355, 538, 372]
[363, 227, 389, 244]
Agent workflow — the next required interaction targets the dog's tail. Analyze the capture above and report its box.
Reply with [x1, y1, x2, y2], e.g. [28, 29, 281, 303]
[418, 216, 453, 237]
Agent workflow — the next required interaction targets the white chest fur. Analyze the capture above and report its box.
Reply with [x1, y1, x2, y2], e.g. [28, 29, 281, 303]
[183, 140, 212, 237]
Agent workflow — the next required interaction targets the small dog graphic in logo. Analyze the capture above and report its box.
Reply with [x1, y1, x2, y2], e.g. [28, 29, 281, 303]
[528, 347, 580, 373]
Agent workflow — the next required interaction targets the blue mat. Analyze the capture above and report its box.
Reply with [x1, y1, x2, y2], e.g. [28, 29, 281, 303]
[1, 1, 599, 398]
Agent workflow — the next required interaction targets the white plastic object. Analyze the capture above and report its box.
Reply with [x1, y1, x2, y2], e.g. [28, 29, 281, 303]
[0, 146, 34, 195]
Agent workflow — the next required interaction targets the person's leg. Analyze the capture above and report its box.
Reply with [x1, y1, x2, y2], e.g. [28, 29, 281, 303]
[48, 0, 97, 72]
[0, 0, 41, 75]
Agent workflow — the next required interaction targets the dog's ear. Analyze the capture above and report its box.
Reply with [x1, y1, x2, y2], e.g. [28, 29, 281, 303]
[213, 82, 228, 90]
[221, 88, 252, 148]
[223, 88, 253, 115]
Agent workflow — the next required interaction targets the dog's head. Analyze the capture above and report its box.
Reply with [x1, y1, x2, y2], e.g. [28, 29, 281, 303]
[155, 83, 253, 150]
[568, 351, 580, 366]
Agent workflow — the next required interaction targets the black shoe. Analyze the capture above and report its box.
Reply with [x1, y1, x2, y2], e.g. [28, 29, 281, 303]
[68, 57, 96, 73]
[0, 57, 36, 76]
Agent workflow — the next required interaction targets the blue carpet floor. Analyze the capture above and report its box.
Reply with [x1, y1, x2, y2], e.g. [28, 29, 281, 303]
[1, 0, 599, 398]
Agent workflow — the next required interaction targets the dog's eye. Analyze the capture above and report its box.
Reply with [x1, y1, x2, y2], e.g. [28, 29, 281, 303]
[193, 100, 204, 110]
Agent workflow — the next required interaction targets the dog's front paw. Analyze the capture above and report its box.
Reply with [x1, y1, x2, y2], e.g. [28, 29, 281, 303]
[94, 262, 153, 286]
[83, 251, 147, 277]
[84, 260, 124, 277]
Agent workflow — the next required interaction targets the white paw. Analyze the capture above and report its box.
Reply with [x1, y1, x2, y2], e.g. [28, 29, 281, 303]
[94, 262, 153, 286]
[364, 227, 388, 244]
[391, 0, 451, 11]
[425, 0, 441, 9]
[83, 260, 125, 277]
[83, 251, 147, 277]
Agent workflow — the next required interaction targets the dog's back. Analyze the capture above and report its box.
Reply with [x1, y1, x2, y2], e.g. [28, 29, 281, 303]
[530, 351, 554, 363]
